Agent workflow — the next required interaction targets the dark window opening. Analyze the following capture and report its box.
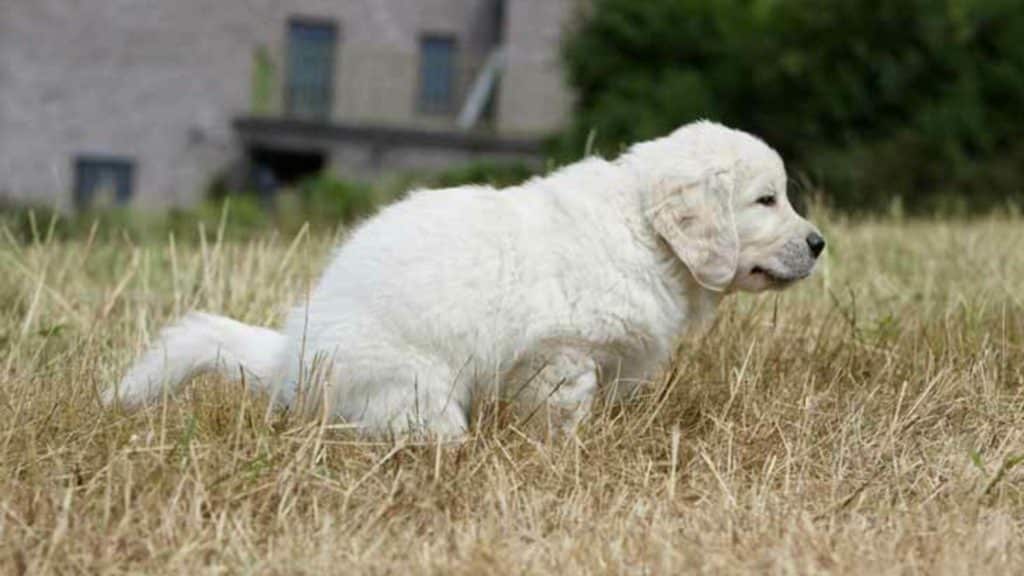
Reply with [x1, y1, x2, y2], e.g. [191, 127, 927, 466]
[248, 147, 325, 201]
[74, 156, 134, 210]
[418, 35, 457, 115]
[285, 19, 338, 119]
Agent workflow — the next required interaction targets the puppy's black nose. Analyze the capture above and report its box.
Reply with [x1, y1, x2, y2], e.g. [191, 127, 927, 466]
[806, 232, 826, 258]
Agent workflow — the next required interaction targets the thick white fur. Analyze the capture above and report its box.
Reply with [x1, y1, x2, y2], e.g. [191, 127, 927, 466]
[112, 121, 822, 437]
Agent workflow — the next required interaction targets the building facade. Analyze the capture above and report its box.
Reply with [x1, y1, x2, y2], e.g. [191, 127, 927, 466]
[0, 0, 577, 211]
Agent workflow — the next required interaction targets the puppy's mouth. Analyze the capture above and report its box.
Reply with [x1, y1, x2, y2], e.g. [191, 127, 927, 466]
[750, 266, 808, 286]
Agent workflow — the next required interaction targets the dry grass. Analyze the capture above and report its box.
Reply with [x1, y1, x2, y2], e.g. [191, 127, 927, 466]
[2, 213, 1023, 574]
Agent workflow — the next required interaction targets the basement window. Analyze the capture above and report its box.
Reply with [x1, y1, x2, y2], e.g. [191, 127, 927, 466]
[73, 156, 135, 210]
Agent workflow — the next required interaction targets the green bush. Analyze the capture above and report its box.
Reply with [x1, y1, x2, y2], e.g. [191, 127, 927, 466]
[0, 162, 546, 244]
[296, 174, 378, 226]
[0, 199, 276, 245]
[429, 161, 537, 189]
[0, 175, 384, 244]
[561, 0, 1024, 213]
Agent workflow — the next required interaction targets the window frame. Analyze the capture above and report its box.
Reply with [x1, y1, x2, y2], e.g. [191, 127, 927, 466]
[284, 17, 339, 120]
[417, 34, 459, 116]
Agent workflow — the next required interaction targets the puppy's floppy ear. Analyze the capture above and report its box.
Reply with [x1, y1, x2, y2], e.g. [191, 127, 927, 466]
[647, 169, 739, 291]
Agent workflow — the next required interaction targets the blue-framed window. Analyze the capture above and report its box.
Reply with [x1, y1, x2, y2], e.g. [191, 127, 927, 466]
[73, 156, 134, 210]
[285, 19, 337, 119]
[418, 35, 457, 115]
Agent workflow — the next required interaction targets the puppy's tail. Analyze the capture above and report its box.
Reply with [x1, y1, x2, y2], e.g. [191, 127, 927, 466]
[107, 312, 286, 407]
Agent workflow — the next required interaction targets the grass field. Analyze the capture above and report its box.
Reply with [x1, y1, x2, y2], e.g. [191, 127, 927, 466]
[2, 212, 1023, 574]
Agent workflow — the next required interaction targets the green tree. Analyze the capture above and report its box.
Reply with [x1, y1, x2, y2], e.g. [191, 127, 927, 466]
[561, 0, 1024, 213]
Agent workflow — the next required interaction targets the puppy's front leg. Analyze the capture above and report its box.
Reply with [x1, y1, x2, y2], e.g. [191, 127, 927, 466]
[517, 349, 599, 437]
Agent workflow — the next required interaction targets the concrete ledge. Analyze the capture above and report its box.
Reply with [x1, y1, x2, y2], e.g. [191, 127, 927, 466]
[234, 117, 546, 155]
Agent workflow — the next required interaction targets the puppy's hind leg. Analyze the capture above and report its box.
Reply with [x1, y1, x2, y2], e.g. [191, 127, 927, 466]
[350, 357, 471, 440]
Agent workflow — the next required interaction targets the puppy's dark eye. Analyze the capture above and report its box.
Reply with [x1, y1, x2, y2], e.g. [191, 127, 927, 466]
[756, 195, 777, 207]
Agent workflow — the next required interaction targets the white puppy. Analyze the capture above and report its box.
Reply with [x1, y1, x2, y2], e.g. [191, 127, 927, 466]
[111, 121, 824, 437]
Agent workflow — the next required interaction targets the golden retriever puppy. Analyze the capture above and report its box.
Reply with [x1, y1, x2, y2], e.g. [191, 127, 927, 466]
[110, 121, 824, 437]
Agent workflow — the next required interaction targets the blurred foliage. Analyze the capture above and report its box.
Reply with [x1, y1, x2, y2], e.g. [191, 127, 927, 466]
[250, 45, 277, 115]
[0, 199, 281, 244]
[560, 0, 1024, 213]
[295, 174, 378, 224]
[0, 161, 539, 244]
[429, 161, 536, 189]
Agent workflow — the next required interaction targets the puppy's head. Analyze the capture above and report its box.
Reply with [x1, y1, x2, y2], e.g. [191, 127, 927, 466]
[629, 121, 824, 293]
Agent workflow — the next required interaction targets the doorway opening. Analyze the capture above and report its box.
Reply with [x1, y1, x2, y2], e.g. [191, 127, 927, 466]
[248, 147, 326, 202]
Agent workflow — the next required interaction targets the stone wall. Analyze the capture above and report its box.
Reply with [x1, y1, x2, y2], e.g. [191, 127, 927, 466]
[0, 0, 576, 210]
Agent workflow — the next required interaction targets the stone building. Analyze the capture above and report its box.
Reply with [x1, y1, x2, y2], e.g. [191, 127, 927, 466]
[0, 0, 577, 210]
